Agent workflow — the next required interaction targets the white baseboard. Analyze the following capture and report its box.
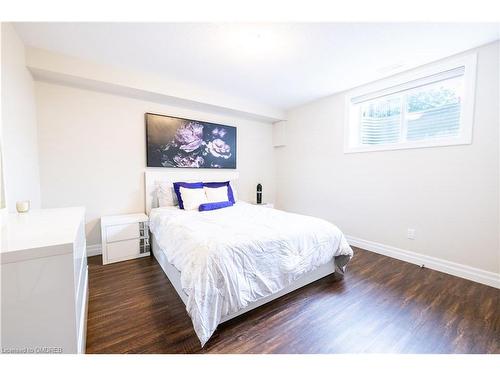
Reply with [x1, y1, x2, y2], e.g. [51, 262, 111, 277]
[86, 244, 102, 257]
[346, 235, 500, 289]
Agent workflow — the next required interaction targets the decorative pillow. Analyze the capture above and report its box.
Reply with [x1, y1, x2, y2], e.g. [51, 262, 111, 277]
[199, 201, 234, 211]
[229, 180, 238, 201]
[203, 181, 235, 203]
[204, 186, 229, 203]
[179, 186, 208, 210]
[173, 182, 203, 209]
[156, 182, 178, 207]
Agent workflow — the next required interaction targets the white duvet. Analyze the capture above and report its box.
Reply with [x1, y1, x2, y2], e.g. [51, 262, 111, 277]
[149, 202, 353, 346]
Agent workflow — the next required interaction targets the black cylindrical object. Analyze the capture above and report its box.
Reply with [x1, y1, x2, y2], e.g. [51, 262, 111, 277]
[256, 183, 262, 204]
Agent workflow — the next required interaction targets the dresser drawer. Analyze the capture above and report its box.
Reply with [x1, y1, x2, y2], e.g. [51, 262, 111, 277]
[73, 218, 87, 296]
[75, 265, 88, 346]
[105, 239, 148, 263]
[105, 223, 140, 243]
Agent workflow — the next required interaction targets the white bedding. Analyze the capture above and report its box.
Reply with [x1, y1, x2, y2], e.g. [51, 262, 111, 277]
[149, 202, 353, 346]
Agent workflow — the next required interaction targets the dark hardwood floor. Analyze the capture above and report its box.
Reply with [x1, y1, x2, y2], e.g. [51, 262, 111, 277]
[85, 248, 499, 354]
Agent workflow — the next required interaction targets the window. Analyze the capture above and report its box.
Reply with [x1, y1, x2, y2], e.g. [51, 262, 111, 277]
[344, 54, 476, 153]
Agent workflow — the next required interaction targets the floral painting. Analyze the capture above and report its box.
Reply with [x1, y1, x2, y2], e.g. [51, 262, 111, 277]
[146, 113, 236, 169]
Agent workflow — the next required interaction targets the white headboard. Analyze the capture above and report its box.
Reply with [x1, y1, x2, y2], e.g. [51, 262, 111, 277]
[145, 169, 239, 214]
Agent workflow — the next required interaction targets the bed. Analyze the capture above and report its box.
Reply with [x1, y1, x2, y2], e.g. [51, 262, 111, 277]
[145, 170, 353, 346]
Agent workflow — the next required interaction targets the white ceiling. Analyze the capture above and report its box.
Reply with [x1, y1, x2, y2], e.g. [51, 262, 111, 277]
[14, 23, 500, 111]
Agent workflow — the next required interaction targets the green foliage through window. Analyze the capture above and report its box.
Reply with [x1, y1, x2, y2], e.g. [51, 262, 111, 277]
[407, 87, 460, 112]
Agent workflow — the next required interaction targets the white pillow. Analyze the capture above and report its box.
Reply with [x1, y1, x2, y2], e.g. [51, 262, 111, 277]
[179, 187, 208, 210]
[229, 180, 238, 201]
[156, 182, 178, 207]
[204, 186, 229, 203]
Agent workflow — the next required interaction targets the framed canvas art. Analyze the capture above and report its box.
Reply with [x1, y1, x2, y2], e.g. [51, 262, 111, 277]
[145, 113, 237, 169]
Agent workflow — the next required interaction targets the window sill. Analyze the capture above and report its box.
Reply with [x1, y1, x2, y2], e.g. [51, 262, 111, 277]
[344, 136, 472, 154]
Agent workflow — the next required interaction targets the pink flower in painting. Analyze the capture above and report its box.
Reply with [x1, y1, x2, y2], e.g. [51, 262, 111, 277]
[206, 139, 231, 159]
[173, 154, 204, 168]
[212, 127, 227, 138]
[175, 122, 204, 152]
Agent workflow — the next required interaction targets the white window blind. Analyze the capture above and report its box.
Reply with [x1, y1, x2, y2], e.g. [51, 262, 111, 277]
[345, 54, 476, 153]
[359, 96, 401, 145]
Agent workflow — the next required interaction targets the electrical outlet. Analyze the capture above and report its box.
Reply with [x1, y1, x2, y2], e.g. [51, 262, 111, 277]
[407, 228, 416, 240]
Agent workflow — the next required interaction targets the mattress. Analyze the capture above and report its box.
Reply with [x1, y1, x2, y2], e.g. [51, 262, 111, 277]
[149, 202, 353, 346]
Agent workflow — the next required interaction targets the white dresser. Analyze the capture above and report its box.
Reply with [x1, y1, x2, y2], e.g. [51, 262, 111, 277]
[1, 207, 88, 354]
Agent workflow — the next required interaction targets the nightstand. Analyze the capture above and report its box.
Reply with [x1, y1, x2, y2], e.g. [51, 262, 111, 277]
[101, 213, 150, 265]
[253, 203, 274, 208]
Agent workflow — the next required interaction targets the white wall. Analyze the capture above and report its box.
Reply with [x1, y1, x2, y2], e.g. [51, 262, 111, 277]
[35, 82, 275, 245]
[1, 23, 41, 212]
[275, 41, 500, 274]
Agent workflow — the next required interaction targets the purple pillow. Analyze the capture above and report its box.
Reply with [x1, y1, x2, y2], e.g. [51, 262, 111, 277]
[203, 181, 235, 204]
[173, 182, 203, 209]
[199, 201, 233, 211]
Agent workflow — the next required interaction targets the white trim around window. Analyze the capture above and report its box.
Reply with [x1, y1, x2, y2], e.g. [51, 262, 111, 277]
[344, 53, 477, 154]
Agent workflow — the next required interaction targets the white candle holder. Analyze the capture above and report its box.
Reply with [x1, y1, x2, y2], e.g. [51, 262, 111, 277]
[16, 200, 30, 213]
